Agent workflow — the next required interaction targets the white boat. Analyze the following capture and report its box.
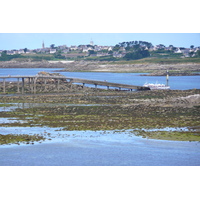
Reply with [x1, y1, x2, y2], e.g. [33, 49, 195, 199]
[143, 82, 170, 90]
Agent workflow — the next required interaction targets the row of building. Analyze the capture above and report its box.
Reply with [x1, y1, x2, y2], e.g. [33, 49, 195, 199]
[1, 41, 200, 58]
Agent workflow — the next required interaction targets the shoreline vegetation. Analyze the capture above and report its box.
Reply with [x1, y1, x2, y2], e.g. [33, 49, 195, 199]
[0, 80, 200, 144]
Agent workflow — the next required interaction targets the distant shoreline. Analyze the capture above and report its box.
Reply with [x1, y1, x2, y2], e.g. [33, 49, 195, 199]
[0, 61, 200, 75]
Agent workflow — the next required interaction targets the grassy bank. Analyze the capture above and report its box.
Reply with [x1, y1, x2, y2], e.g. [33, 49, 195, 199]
[105, 57, 200, 65]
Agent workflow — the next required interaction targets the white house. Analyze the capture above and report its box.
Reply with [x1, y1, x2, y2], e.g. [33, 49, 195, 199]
[18, 49, 25, 54]
[82, 47, 88, 52]
[50, 49, 57, 54]
[82, 47, 94, 52]
[70, 46, 78, 51]
[58, 45, 67, 50]
[94, 46, 102, 51]
[181, 49, 190, 57]
[174, 48, 182, 53]
[6, 50, 15, 55]
[108, 46, 113, 51]
[192, 47, 200, 52]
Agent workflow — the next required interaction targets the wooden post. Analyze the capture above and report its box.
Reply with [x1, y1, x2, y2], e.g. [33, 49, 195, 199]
[31, 78, 34, 93]
[166, 70, 169, 87]
[3, 78, 6, 93]
[69, 79, 73, 88]
[17, 78, 20, 93]
[44, 78, 47, 91]
[57, 79, 60, 91]
[28, 78, 31, 93]
[34, 77, 37, 94]
[22, 78, 25, 94]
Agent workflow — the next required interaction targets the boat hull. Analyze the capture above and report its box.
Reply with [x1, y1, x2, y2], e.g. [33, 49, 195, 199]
[143, 83, 170, 90]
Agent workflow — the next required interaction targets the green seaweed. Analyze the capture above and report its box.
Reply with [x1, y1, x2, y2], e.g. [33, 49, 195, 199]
[0, 134, 45, 145]
[0, 89, 200, 142]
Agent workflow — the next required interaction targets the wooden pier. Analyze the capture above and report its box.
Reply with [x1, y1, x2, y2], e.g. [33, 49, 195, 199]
[0, 75, 150, 94]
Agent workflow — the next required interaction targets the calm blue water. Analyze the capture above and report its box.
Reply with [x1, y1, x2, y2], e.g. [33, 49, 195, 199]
[0, 68, 200, 90]
[61, 72, 200, 90]
[0, 128, 200, 166]
[0, 68, 61, 76]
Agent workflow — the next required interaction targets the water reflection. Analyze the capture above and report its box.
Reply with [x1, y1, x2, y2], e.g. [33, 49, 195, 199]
[0, 127, 200, 166]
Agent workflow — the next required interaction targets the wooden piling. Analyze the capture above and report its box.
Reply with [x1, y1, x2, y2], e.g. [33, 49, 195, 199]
[22, 78, 25, 94]
[3, 78, 6, 93]
[57, 79, 60, 91]
[17, 78, 20, 93]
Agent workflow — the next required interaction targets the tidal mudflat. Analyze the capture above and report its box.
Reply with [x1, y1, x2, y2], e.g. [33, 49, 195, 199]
[0, 87, 200, 165]
[0, 89, 200, 143]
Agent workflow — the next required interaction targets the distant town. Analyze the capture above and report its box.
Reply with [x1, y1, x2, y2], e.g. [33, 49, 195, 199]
[1, 40, 200, 61]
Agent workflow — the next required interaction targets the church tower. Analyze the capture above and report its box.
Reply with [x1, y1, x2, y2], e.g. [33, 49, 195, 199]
[42, 41, 45, 49]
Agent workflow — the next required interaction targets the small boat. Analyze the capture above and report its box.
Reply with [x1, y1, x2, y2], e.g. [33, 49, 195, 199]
[143, 82, 170, 90]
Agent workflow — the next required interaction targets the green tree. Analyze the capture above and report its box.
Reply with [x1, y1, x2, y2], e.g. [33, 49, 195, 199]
[196, 50, 200, 57]
[1, 50, 7, 56]
[133, 44, 140, 51]
[189, 51, 194, 57]
[0, 51, 22, 61]
[50, 44, 55, 49]
[88, 50, 96, 55]
[113, 45, 120, 51]
[124, 49, 150, 60]
[190, 45, 194, 49]
[158, 44, 166, 49]
[54, 52, 65, 59]
[0, 51, 8, 61]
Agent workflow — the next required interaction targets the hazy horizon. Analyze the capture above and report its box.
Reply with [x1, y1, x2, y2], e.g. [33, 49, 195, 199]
[0, 33, 199, 50]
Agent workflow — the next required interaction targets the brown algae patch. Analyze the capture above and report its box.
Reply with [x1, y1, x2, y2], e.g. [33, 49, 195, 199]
[0, 134, 46, 145]
[1, 104, 200, 141]
[134, 130, 200, 141]
[0, 89, 200, 142]
[0, 103, 14, 107]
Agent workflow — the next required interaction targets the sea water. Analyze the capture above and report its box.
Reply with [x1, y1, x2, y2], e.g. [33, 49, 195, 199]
[0, 68, 200, 90]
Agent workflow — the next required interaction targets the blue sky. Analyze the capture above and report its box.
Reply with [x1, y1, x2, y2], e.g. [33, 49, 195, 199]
[0, 33, 199, 50]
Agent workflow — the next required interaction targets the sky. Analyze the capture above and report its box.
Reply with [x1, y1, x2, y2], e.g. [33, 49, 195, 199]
[1, 1, 199, 50]
[0, 33, 199, 50]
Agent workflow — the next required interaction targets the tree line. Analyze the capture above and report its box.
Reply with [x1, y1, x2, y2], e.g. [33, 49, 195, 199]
[113, 40, 152, 60]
